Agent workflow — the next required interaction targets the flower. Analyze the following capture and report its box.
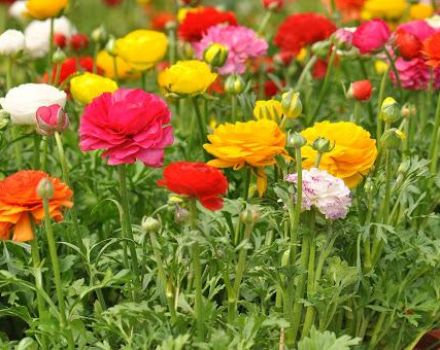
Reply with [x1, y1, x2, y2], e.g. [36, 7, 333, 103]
[158, 60, 217, 95]
[178, 6, 237, 42]
[79, 88, 173, 166]
[274, 13, 336, 55]
[115, 30, 168, 71]
[410, 3, 433, 20]
[69, 33, 89, 51]
[96, 50, 136, 80]
[24, 16, 76, 58]
[0, 29, 25, 55]
[333, 27, 355, 50]
[151, 12, 175, 31]
[26, 0, 68, 19]
[394, 29, 423, 60]
[70, 73, 118, 105]
[301, 121, 377, 187]
[390, 57, 440, 90]
[352, 19, 391, 54]
[194, 24, 268, 75]
[35, 104, 69, 136]
[48, 56, 95, 84]
[204, 119, 288, 196]
[397, 20, 435, 41]
[157, 161, 228, 211]
[0, 170, 72, 242]
[348, 80, 373, 101]
[0, 83, 66, 125]
[423, 32, 440, 68]
[286, 168, 352, 220]
[361, 0, 407, 20]
[253, 100, 283, 121]
[9, 1, 28, 21]
[262, 0, 284, 11]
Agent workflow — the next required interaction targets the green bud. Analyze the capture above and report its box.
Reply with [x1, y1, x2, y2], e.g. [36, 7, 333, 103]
[36, 178, 54, 200]
[364, 177, 374, 195]
[380, 97, 400, 123]
[52, 48, 66, 64]
[203, 43, 228, 68]
[380, 128, 406, 150]
[141, 216, 161, 233]
[240, 207, 260, 226]
[281, 249, 290, 267]
[312, 137, 332, 153]
[91, 25, 108, 44]
[287, 132, 306, 149]
[311, 40, 331, 59]
[401, 103, 416, 119]
[0, 110, 10, 131]
[281, 90, 302, 119]
[175, 206, 190, 225]
[105, 36, 117, 56]
[224, 74, 245, 95]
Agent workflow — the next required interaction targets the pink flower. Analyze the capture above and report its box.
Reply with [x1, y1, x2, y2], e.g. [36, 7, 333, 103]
[397, 20, 435, 42]
[352, 19, 391, 54]
[333, 27, 355, 50]
[79, 88, 173, 166]
[390, 57, 440, 91]
[194, 24, 268, 75]
[35, 104, 69, 136]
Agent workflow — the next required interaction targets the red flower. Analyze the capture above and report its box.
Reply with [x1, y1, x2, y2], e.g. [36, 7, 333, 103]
[394, 29, 422, 60]
[178, 7, 237, 42]
[157, 161, 228, 211]
[70, 33, 89, 51]
[53, 33, 67, 48]
[348, 80, 372, 101]
[423, 32, 440, 68]
[50, 57, 95, 84]
[335, 0, 365, 11]
[263, 0, 284, 11]
[312, 59, 328, 80]
[152, 12, 176, 31]
[274, 13, 336, 55]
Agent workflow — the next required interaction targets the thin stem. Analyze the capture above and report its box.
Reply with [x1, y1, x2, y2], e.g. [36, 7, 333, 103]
[92, 43, 100, 74]
[6, 56, 12, 90]
[231, 95, 237, 122]
[167, 26, 177, 65]
[295, 56, 318, 91]
[376, 66, 389, 141]
[112, 55, 119, 83]
[242, 167, 251, 202]
[33, 134, 41, 169]
[384, 48, 402, 97]
[192, 97, 207, 150]
[429, 91, 440, 175]
[141, 71, 147, 90]
[257, 11, 272, 35]
[290, 146, 303, 263]
[48, 18, 55, 71]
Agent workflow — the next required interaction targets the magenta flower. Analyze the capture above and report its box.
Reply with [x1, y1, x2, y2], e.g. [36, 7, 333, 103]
[390, 57, 440, 91]
[194, 24, 268, 75]
[397, 20, 435, 42]
[352, 19, 391, 54]
[35, 104, 69, 136]
[79, 88, 173, 166]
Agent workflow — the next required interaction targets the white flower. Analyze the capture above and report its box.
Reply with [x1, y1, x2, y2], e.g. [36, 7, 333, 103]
[285, 168, 352, 220]
[0, 30, 25, 55]
[426, 15, 440, 29]
[9, 1, 28, 21]
[24, 17, 76, 58]
[0, 83, 67, 125]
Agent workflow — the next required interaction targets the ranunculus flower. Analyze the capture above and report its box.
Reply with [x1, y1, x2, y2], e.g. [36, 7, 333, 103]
[348, 80, 373, 101]
[9, 1, 28, 21]
[194, 24, 268, 75]
[79, 88, 174, 166]
[204, 119, 288, 196]
[26, 0, 68, 19]
[352, 19, 391, 54]
[0, 170, 73, 242]
[390, 57, 440, 90]
[423, 32, 440, 68]
[69, 33, 89, 51]
[96, 50, 137, 80]
[361, 0, 407, 20]
[158, 60, 217, 95]
[115, 30, 168, 71]
[0, 83, 66, 125]
[24, 17, 76, 58]
[285, 168, 352, 220]
[397, 20, 435, 42]
[70, 73, 118, 105]
[157, 161, 228, 211]
[48, 56, 95, 84]
[253, 99, 283, 121]
[35, 104, 69, 136]
[301, 121, 378, 187]
[0, 29, 25, 55]
[394, 29, 423, 60]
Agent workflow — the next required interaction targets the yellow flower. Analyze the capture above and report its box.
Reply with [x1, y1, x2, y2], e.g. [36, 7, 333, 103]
[70, 73, 118, 105]
[410, 4, 433, 20]
[374, 60, 389, 75]
[26, 0, 68, 19]
[361, 0, 407, 20]
[115, 30, 168, 71]
[177, 7, 202, 22]
[301, 121, 378, 188]
[296, 48, 307, 63]
[204, 119, 288, 196]
[158, 60, 217, 95]
[96, 50, 138, 80]
[253, 100, 283, 121]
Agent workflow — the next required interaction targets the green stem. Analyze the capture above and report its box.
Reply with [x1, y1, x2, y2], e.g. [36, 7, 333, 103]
[167, 26, 177, 65]
[290, 146, 303, 263]
[112, 55, 119, 84]
[192, 97, 207, 150]
[295, 56, 318, 91]
[231, 95, 237, 122]
[376, 66, 390, 141]
[429, 91, 440, 175]
[301, 227, 316, 339]
[92, 43, 100, 74]
[33, 134, 41, 169]
[242, 167, 251, 202]
[6, 56, 12, 90]
[257, 11, 273, 36]
[141, 70, 147, 90]
[384, 48, 402, 97]
[117, 165, 141, 301]
[48, 18, 55, 71]
[42, 196, 74, 349]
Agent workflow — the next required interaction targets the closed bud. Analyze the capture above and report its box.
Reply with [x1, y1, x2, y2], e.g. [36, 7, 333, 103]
[332, 28, 354, 51]
[91, 25, 108, 44]
[348, 80, 372, 101]
[175, 206, 190, 224]
[105, 36, 117, 56]
[240, 207, 260, 226]
[263, 0, 284, 11]
[401, 103, 416, 119]
[253, 100, 283, 121]
[380, 97, 400, 123]
[52, 48, 66, 64]
[312, 137, 332, 153]
[287, 132, 306, 149]
[203, 43, 228, 68]
[380, 128, 406, 149]
[36, 178, 54, 200]
[281, 249, 290, 267]
[281, 90, 302, 119]
[364, 177, 374, 194]
[141, 216, 161, 233]
[0, 110, 10, 130]
[311, 40, 331, 58]
[225, 74, 245, 95]
[35, 104, 69, 136]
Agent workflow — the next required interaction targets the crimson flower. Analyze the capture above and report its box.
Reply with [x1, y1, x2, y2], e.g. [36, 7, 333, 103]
[49, 57, 95, 84]
[348, 80, 372, 101]
[394, 29, 422, 60]
[157, 161, 228, 211]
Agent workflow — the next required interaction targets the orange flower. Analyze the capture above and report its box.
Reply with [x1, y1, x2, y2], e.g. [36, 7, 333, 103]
[423, 32, 440, 68]
[0, 170, 73, 242]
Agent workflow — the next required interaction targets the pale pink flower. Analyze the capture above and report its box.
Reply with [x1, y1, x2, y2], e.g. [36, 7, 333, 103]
[352, 19, 391, 54]
[79, 88, 173, 166]
[194, 24, 268, 75]
[285, 168, 352, 220]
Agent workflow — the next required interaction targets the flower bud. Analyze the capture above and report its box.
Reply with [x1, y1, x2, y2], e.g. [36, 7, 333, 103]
[240, 207, 260, 226]
[53, 33, 67, 49]
[312, 137, 332, 153]
[35, 104, 69, 136]
[203, 43, 228, 68]
[253, 100, 283, 121]
[348, 80, 372, 102]
[287, 132, 306, 149]
[175, 206, 190, 224]
[141, 216, 161, 233]
[70, 33, 89, 52]
[36, 177, 54, 200]
[262, 0, 284, 11]
[52, 47, 66, 64]
[401, 103, 416, 119]
[0, 110, 10, 131]
[380, 97, 400, 123]
[281, 90, 302, 119]
[225, 74, 245, 95]
[311, 40, 331, 59]
[380, 128, 406, 149]
[105, 36, 117, 56]
[364, 177, 374, 195]
[91, 25, 108, 44]
[332, 28, 354, 50]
